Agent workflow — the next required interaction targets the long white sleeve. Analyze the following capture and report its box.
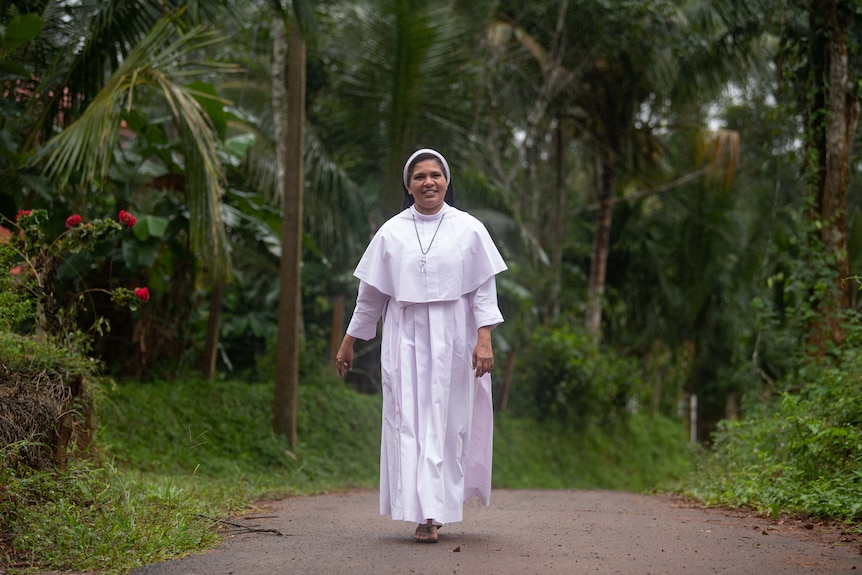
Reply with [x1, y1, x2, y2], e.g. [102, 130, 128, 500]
[471, 276, 504, 330]
[346, 280, 389, 340]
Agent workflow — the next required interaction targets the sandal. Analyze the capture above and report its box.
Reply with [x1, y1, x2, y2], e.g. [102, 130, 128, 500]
[414, 523, 438, 543]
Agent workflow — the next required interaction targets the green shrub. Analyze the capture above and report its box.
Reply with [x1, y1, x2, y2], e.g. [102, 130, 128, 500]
[0, 208, 150, 353]
[685, 343, 862, 521]
[511, 324, 643, 428]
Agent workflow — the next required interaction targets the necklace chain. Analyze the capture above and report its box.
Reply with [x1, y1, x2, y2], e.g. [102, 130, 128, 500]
[412, 212, 445, 261]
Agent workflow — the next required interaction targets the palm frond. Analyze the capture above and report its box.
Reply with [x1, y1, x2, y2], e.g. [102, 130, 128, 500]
[302, 125, 368, 266]
[22, 0, 238, 147]
[330, 1, 475, 208]
[38, 15, 233, 278]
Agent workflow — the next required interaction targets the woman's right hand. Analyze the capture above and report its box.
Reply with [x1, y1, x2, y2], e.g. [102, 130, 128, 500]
[336, 335, 356, 377]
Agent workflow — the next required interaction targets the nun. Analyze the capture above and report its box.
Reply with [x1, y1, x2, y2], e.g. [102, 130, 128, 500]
[335, 149, 507, 543]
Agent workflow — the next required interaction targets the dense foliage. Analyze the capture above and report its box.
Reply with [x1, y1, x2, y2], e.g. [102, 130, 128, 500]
[684, 215, 862, 521]
[687, 338, 862, 521]
[510, 323, 646, 427]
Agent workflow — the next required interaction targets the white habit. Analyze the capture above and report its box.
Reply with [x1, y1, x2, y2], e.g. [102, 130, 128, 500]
[346, 203, 506, 524]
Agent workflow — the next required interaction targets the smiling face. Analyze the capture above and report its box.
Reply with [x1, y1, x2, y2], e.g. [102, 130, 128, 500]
[407, 159, 448, 215]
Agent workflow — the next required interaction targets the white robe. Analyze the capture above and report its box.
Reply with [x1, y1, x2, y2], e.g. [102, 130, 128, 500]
[346, 203, 506, 524]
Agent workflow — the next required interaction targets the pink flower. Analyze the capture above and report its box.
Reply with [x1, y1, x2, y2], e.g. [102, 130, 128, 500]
[15, 210, 31, 221]
[134, 287, 150, 302]
[65, 214, 82, 228]
[10, 265, 21, 275]
[118, 210, 137, 228]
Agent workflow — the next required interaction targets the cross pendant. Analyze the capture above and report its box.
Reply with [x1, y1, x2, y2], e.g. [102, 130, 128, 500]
[420, 255, 426, 273]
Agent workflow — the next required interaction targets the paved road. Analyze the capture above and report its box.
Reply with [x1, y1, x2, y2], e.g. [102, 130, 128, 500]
[131, 489, 861, 575]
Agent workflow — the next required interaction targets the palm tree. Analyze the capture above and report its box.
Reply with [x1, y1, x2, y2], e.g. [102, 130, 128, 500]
[0, 2, 265, 377]
[270, 0, 310, 445]
[39, 15, 234, 278]
[3, 1, 245, 278]
[487, 0, 773, 339]
[321, 0, 475, 215]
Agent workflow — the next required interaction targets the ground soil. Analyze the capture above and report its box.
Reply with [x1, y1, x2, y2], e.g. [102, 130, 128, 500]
[125, 489, 861, 575]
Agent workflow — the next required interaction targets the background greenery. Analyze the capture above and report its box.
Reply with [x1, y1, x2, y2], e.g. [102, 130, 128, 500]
[2, 0, 862, 573]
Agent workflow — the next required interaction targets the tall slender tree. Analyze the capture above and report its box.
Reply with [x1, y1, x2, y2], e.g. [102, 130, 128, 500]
[323, 0, 474, 215]
[271, 0, 314, 445]
[709, 0, 862, 350]
[802, 0, 860, 350]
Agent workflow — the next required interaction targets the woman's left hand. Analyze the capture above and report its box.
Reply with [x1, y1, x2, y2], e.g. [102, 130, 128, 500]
[472, 327, 494, 378]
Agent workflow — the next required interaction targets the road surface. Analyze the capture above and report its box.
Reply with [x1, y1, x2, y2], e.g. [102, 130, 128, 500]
[131, 489, 861, 575]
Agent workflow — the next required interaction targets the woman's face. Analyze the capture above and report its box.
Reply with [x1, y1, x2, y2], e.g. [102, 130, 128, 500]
[407, 159, 447, 215]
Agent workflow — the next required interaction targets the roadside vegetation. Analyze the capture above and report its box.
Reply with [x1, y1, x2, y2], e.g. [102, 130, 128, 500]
[685, 311, 862, 522]
[682, 220, 862, 524]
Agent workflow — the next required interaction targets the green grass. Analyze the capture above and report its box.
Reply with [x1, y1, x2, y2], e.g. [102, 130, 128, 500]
[1, 461, 224, 573]
[99, 377, 382, 493]
[493, 413, 694, 491]
[2, 373, 693, 574]
[1, 375, 382, 574]
[100, 376, 692, 496]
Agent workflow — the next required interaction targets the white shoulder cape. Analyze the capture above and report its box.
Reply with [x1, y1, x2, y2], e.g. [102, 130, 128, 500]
[354, 206, 507, 304]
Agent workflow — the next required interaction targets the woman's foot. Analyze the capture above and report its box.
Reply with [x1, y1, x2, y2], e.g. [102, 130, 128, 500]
[414, 523, 438, 543]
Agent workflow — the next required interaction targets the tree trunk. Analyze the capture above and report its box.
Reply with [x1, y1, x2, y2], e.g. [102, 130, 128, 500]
[806, 0, 858, 351]
[497, 348, 518, 412]
[585, 150, 616, 339]
[330, 294, 344, 370]
[273, 17, 306, 448]
[549, 120, 565, 321]
[201, 279, 223, 380]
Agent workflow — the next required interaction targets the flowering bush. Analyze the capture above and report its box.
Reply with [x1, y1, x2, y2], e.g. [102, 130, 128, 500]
[134, 287, 150, 302]
[1, 209, 150, 345]
[118, 210, 137, 228]
[65, 214, 82, 228]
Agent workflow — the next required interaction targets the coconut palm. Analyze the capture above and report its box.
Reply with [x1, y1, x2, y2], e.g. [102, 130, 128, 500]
[5, 1, 243, 277]
[0, 1, 271, 379]
[483, 0, 775, 338]
[38, 16, 235, 277]
[690, 0, 862, 352]
[320, 0, 476, 215]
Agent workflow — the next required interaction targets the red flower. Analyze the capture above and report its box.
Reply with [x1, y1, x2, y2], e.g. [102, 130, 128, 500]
[15, 210, 31, 221]
[134, 287, 150, 302]
[65, 214, 82, 228]
[118, 210, 137, 228]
